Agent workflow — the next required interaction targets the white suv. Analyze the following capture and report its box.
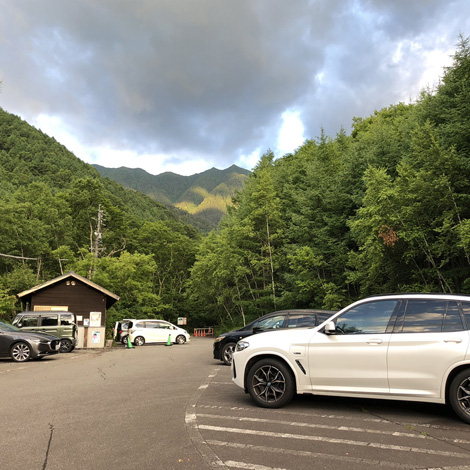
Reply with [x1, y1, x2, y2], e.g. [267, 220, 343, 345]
[128, 319, 190, 346]
[232, 293, 470, 424]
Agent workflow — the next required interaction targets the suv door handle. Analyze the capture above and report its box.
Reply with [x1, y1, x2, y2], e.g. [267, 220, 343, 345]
[444, 338, 463, 343]
[367, 339, 383, 345]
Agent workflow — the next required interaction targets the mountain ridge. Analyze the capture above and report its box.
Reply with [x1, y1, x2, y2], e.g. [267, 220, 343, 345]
[93, 163, 251, 229]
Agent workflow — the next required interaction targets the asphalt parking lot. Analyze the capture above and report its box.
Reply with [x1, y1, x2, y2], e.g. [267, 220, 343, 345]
[1, 338, 470, 470]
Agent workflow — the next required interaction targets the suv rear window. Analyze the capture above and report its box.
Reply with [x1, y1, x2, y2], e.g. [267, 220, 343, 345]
[254, 314, 286, 330]
[461, 302, 470, 330]
[40, 315, 58, 326]
[393, 300, 465, 333]
[286, 313, 317, 328]
[60, 314, 75, 326]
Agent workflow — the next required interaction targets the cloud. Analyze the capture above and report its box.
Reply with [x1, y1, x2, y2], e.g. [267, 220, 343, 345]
[278, 110, 305, 155]
[0, 0, 469, 175]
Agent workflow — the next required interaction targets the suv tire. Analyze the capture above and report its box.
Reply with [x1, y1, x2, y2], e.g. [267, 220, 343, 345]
[247, 358, 295, 408]
[222, 342, 236, 366]
[449, 369, 470, 424]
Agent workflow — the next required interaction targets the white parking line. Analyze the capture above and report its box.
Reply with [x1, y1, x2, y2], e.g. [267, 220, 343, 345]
[190, 370, 470, 469]
[184, 366, 227, 469]
[197, 405, 470, 445]
[0, 366, 27, 374]
[198, 413, 427, 439]
[199, 425, 470, 459]
[224, 461, 286, 470]
[428, 467, 470, 470]
[207, 440, 417, 469]
[197, 403, 467, 433]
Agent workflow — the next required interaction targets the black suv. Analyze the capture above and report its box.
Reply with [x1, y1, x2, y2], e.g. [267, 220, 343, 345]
[213, 309, 336, 365]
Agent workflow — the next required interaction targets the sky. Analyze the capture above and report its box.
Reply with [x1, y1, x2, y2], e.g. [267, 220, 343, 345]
[1, 1, 469, 176]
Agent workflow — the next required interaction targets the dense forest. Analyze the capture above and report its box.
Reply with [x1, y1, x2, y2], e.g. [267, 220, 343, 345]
[1, 36, 469, 334]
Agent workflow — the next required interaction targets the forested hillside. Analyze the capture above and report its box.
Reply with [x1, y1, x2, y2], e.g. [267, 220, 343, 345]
[188, 36, 470, 329]
[1, 36, 469, 334]
[93, 164, 251, 230]
[0, 109, 201, 329]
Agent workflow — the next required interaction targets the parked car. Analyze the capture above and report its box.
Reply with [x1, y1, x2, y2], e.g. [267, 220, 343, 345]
[0, 320, 60, 362]
[214, 309, 336, 366]
[231, 293, 470, 424]
[12, 311, 78, 353]
[128, 319, 190, 346]
[113, 319, 131, 344]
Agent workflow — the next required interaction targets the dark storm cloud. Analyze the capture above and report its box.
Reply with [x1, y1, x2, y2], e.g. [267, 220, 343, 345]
[0, 0, 469, 171]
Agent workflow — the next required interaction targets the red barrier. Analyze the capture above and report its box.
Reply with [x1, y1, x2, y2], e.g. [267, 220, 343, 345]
[193, 327, 214, 337]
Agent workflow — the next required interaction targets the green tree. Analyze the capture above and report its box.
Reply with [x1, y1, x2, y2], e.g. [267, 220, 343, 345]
[189, 229, 251, 328]
[128, 220, 198, 317]
[229, 151, 286, 310]
[349, 120, 467, 294]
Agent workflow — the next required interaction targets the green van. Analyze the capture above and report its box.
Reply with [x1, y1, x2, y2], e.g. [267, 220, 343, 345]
[12, 311, 78, 353]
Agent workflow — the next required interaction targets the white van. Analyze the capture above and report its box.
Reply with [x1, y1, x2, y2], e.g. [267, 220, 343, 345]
[128, 319, 190, 346]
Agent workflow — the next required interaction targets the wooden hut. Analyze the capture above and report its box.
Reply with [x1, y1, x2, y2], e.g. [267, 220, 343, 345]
[17, 271, 120, 348]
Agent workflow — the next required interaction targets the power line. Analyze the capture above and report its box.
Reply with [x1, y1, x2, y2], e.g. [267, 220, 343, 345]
[0, 253, 69, 261]
[0, 253, 38, 261]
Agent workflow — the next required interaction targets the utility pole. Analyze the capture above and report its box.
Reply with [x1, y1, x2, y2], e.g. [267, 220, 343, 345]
[89, 205, 104, 280]
[93, 204, 103, 259]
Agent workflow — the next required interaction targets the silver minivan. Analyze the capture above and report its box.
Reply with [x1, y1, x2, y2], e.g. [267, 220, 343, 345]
[13, 311, 78, 353]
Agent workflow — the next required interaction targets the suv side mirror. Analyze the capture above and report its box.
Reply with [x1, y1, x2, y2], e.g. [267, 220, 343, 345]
[324, 321, 336, 335]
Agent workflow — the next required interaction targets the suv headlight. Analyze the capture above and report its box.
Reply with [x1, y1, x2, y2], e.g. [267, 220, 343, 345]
[236, 341, 249, 352]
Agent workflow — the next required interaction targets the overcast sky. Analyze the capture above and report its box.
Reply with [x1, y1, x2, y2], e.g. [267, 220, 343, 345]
[1, 1, 469, 176]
